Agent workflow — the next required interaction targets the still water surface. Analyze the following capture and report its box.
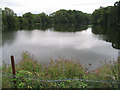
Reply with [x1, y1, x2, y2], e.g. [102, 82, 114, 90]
[2, 26, 118, 69]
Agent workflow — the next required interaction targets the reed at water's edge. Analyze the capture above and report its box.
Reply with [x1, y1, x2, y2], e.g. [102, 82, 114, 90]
[2, 52, 119, 88]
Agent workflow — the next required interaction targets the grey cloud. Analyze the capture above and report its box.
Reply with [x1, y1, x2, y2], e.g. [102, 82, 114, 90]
[1, 0, 25, 7]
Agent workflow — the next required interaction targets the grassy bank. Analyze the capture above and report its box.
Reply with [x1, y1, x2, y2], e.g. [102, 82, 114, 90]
[2, 52, 119, 88]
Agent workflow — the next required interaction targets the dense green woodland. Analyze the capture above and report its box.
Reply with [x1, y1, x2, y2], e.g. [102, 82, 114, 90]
[1, 0, 120, 30]
[2, 8, 91, 30]
[92, 0, 120, 26]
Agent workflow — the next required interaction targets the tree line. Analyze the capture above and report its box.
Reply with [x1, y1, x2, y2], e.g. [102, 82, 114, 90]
[2, 0, 120, 31]
[92, 0, 120, 27]
[2, 8, 91, 30]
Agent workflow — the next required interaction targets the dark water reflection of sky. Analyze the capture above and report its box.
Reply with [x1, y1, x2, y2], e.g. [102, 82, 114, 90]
[1, 27, 118, 70]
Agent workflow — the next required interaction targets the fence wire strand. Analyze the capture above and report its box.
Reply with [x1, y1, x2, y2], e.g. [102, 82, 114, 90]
[1, 73, 120, 84]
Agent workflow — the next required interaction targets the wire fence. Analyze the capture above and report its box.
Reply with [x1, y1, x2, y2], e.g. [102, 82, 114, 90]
[1, 73, 120, 83]
[2, 72, 120, 88]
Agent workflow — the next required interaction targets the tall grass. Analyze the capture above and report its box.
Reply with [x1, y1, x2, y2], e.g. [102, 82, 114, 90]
[2, 52, 119, 88]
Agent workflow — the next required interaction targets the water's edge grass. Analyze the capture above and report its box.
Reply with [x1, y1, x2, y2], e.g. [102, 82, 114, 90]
[2, 52, 119, 88]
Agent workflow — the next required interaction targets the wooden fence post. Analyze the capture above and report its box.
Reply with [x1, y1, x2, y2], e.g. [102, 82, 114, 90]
[11, 55, 17, 89]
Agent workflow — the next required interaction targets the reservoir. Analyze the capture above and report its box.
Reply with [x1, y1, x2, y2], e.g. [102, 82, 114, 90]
[1, 25, 119, 70]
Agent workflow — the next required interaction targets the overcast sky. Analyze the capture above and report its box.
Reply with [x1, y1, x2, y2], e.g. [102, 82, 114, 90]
[0, 0, 118, 16]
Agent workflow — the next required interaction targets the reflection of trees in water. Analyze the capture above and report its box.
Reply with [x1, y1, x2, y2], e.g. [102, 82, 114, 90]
[2, 24, 88, 46]
[22, 23, 88, 32]
[20, 24, 52, 30]
[2, 30, 17, 46]
[92, 26, 120, 49]
[0, 9, 2, 47]
[53, 24, 88, 32]
[0, 31, 2, 47]
[2, 24, 52, 46]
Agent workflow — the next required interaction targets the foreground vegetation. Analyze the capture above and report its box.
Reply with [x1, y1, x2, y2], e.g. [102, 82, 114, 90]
[2, 52, 120, 88]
